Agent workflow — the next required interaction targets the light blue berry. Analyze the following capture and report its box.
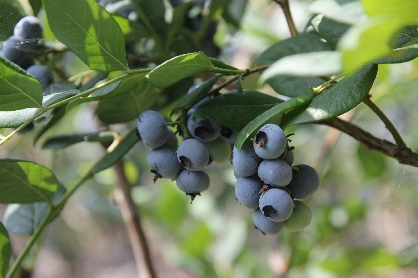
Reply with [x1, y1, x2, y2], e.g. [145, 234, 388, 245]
[177, 139, 209, 171]
[147, 148, 182, 180]
[252, 208, 284, 235]
[286, 164, 319, 199]
[253, 124, 287, 159]
[137, 110, 168, 149]
[235, 176, 263, 209]
[259, 188, 293, 222]
[258, 159, 292, 187]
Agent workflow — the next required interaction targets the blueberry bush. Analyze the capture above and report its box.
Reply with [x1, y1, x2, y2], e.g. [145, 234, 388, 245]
[1, 0, 418, 277]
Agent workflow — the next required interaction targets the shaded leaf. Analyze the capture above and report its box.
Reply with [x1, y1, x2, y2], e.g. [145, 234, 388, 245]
[209, 58, 240, 71]
[42, 131, 117, 149]
[0, 0, 24, 42]
[3, 184, 66, 235]
[42, 89, 80, 107]
[0, 222, 11, 277]
[311, 14, 350, 46]
[193, 90, 284, 131]
[91, 129, 139, 174]
[0, 159, 59, 204]
[42, 0, 128, 71]
[307, 0, 367, 25]
[236, 75, 244, 94]
[96, 78, 161, 124]
[34, 105, 67, 144]
[284, 64, 378, 127]
[112, 14, 148, 41]
[171, 75, 222, 115]
[0, 56, 43, 111]
[235, 92, 314, 149]
[147, 52, 214, 88]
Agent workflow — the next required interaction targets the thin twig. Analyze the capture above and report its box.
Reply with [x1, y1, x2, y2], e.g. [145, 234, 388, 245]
[317, 118, 418, 167]
[274, 0, 298, 36]
[363, 96, 407, 149]
[113, 161, 157, 278]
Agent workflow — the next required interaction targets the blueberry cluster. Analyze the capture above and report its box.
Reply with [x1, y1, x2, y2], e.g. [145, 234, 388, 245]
[136, 88, 232, 201]
[1, 16, 54, 133]
[233, 124, 319, 235]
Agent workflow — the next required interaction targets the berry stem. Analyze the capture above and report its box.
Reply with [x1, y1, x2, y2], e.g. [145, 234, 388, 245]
[363, 95, 407, 149]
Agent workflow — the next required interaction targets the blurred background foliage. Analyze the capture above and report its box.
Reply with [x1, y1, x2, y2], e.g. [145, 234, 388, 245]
[1, 0, 418, 277]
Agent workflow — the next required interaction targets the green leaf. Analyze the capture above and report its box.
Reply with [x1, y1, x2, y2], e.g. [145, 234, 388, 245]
[112, 14, 148, 41]
[34, 105, 67, 144]
[260, 51, 341, 82]
[0, 159, 59, 204]
[209, 58, 240, 71]
[43, 81, 77, 96]
[42, 89, 80, 107]
[0, 56, 43, 111]
[193, 90, 284, 131]
[257, 33, 333, 98]
[307, 0, 367, 25]
[0, 222, 11, 277]
[96, 78, 161, 124]
[223, 0, 248, 27]
[171, 75, 222, 115]
[3, 184, 66, 235]
[91, 129, 139, 174]
[236, 75, 244, 94]
[235, 92, 314, 149]
[42, 131, 117, 149]
[42, 0, 128, 71]
[166, 2, 193, 49]
[311, 14, 350, 46]
[363, 0, 418, 21]
[147, 52, 214, 88]
[0, 108, 39, 128]
[283, 64, 378, 127]
[181, 222, 214, 258]
[0, 0, 24, 42]
[338, 17, 405, 74]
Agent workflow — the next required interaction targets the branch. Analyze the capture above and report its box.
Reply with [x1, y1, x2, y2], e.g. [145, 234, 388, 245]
[113, 160, 157, 278]
[274, 0, 298, 36]
[317, 118, 418, 167]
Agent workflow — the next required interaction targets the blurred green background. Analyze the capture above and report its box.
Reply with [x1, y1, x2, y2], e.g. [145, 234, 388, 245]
[2, 0, 418, 277]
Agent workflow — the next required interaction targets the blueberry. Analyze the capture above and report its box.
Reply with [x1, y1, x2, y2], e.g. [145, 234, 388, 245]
[232, 141, 262, 177]
[14, 16, 43, 40]
[286, 164, 319, 199]
[253, 124, 287, 160]
[0, 36, 34, 69]
[147, 147, 182, 181]
[177, 138, 209, 171]
[252, 208, 284, 235]
[26, 65, 54, 90]
[137, 110, 168, 149]
[235, 176, 263, 209]
[187, 117, 221, 142]
[176, 169, 210, 201]
[203, 135, 231, 164]
[259, 188, 293, 222]
[258, 159, 292, 187]
[284, 200, 312, 231]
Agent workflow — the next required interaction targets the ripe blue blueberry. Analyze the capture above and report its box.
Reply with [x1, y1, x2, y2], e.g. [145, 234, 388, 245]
[176, 169, 210, 201]
[253, 124, 287, 159]
[259, 188, 293, 222]
[286, 164, 319, 199]
[147, 148, 182, 181]
[0, 36, 33, 69]
[177, 138, 209, 171]
[252, 208, 284, 235]
[26, 65, 54, 90]
[137, 110, 168, 149]
[14, 16, 43, 40]
[235, 176, 263, 209]
[232, 141, 262, 177]
[187, 117, 221, 142]
[258, 159, 292, 187]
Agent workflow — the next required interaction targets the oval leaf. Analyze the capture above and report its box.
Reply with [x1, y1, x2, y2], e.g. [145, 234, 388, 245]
[311, 14, 350, 46]
[235, 91, 315, 149]
[0, 221, 11, 277]
[43, 0, 128, 71]
[42, 131, 117, 149]
[0, 108, 39, 128]
[0, 56, 43, 111]
[260, 51, 342, 82]
[147, 52, 214, 88]
[193, 90, 284, 131]
[3, 184, 66, 235]
[0, 159, 59, 204]
[283, 64, 378, 127]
